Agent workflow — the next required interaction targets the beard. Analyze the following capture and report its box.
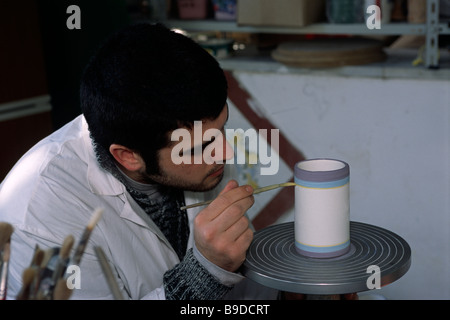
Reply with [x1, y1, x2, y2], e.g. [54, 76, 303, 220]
[140, 164, 225, 192]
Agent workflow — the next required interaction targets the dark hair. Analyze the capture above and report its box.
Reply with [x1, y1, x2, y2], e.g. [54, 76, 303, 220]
[80, 23, 227, 174]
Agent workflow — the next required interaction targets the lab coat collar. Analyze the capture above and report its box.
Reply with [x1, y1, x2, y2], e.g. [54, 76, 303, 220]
[81, 116, 127, 197]
[121, 191, 176, 250]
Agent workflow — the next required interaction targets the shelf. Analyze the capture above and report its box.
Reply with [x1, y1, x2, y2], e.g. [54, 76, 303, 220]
[167, 19, 449, 36]
[218, 48, 450, 81]
[166, 0, 449, 68]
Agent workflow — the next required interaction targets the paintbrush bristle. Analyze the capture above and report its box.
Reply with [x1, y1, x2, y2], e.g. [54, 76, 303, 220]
[22, 267, 36, 286]
[0, 222, 14, 248]
[70, 208, 104, 266]
[16, 268, 36, 300]
[53, 278, 72, 300]
[32, 248, 44, 267]
[60, 235, 75, 260]
[87, 208, 103, 230]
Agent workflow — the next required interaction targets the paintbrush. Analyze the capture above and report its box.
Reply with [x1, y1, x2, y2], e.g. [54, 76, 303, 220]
[16, 267, 37, 300]
[180, 182, 298, 211]
[16, 245, 47, 300]
[0, 222, 14, 249]
[0, 222, 13, 300]
[70, 208, 103, 266]
[29, 245, 45, 268]
[34, 247, 59, 300]
[53, 277, 72, 300]
[19, 245, 44, 300]
[35, 235, 75, 300]
[52, 235, 75, 283]
[0, 242, 10, 300]
[94, 246, 124, 300]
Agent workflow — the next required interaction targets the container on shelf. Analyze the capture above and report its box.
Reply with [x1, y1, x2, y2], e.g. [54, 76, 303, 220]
[212, 0, 237, 20]
[326, 0, 394, 24]
[408, 0, 426, 23]
[198, 37, 234, 58]
[177, 0, 208, 19]
[237, 0, 326, 28]
[326, 0, 365, 23]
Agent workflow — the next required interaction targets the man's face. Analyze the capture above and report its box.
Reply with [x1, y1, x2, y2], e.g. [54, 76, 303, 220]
[142, 105, 234, 191]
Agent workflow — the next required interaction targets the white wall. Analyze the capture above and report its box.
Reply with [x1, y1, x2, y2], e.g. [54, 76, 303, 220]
[232, 71, 449, 300]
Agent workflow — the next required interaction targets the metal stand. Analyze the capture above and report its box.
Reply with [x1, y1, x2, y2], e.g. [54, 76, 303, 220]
[241, 221, 411, 295]
[425, 0, 440, 68]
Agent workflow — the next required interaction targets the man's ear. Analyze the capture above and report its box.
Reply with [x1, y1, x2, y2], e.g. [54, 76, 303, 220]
[109, 144, 144, 172]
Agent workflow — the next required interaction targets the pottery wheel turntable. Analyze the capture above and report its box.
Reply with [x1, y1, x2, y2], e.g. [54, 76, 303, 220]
[241, 221, 411, 295]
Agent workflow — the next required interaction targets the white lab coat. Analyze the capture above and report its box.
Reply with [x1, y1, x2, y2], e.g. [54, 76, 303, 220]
[0, 115, 277, 300]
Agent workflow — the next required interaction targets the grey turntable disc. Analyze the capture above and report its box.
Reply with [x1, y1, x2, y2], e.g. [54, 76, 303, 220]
[241, 221, 411, 295]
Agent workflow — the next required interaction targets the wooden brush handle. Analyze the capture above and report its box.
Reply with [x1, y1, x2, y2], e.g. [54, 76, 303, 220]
[180, 182, 297, 210]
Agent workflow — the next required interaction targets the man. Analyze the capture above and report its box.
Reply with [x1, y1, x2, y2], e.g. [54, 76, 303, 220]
[0, 23, 277, 299]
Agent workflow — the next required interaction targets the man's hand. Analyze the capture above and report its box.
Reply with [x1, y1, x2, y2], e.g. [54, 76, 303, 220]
[194, 180, 254, 272]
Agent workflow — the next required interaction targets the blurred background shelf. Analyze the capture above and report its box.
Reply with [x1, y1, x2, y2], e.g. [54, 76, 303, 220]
[167, 20, 448, 36]
[165, 0, 449, 68]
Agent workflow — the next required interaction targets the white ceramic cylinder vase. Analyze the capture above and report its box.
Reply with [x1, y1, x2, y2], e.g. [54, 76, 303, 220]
[294, 158, 350, 258]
